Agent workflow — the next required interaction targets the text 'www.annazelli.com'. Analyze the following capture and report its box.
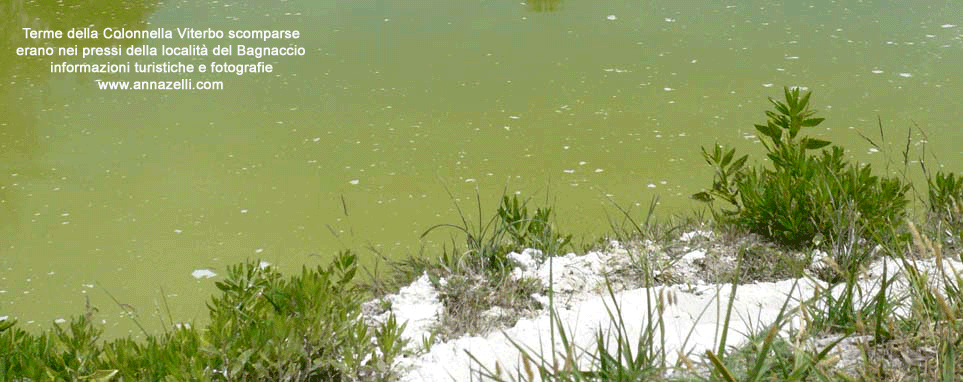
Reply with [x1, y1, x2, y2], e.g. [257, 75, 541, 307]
[96, 79, 224, 90]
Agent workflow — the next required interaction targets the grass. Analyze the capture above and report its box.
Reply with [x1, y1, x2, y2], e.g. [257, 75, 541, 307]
[372, 190, 575, 339]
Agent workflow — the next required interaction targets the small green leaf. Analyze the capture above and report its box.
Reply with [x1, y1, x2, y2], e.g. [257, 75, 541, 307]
[754, 124, 775, 139]
[691, 192, 713, 202]
[721, 148, 734, 167]
[783, 87, 795, 110]
[729, 155, 748, 173]
[0, 321, 13, 334]
[789, 122, 801, 139]
[82, 370, 119, 381]
[798, 91, 812, 111]
[803, 138, 831, 150]
[706, 351, 738, 382]
[801, 117, 824, 127]
[770, 122, 783, 141]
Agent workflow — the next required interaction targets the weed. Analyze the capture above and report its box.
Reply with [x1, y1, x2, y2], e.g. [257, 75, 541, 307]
[694, 87, 911, 253]
[498, 194, 574, 257]
[926, 170, 963, 251]
[408, 191, 571, 339]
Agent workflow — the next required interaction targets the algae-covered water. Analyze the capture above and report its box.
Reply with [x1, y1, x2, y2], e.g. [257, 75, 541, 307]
[1, 0, 961, 335]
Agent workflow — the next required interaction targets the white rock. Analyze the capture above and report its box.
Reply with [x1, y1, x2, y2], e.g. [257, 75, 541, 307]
[374, 274, 444, 350]
[682, 249, 706, 262]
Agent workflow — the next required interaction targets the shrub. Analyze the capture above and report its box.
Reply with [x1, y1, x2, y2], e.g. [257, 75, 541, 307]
[0, 252, 405, 381]
[204, 252, 397, 381]
[926, 170, 963, 247]
[694, 87, 910, 249]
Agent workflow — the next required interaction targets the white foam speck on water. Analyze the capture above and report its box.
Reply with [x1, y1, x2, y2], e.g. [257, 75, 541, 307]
[258, 261, 271, 269]
[174, 229, 183, 234]
[349, 179, 360, 185]
[313, 137, 321, 142]
[594, 168, 604, 173]
[762, 83, 774, 87]
[664, 17, 676, 22]
[464, 178, 476, 183]
[606, 15, 617, 21]
[240, 209, 248, 214]
[868, 148, 880, 154]
[191, 269, 217, 279]
[563, 169, 575, 174]
[255, 248, 264, 254]
[509, 115, 520, 120]
[663, 87, 674, 91]
[898, 72, 913, 78]
[503, 126, 511, 131]
[578, 161, 587, 165]
[647, 183, 657, 188]
[942, 24, 957, 28]
[871, 69, 884, 74]
[0, 316, 7, 321]
[785, 56, 800, 60]
[54, 318, 66, 324]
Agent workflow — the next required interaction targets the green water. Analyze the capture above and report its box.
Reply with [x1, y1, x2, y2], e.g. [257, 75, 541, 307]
[1, 0, 961, 336]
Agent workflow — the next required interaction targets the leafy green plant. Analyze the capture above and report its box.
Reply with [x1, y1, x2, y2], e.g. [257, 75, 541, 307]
[926, 171, 963, 249]
[497, 194, 573, 257]
[0, 253, 406, 381]
[692, 144, 749, 214]
[204, 252, 395, 380]
[420, 331, 439, 353]
[927, 171, 963, 215]
[694, 87, 910, 250]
